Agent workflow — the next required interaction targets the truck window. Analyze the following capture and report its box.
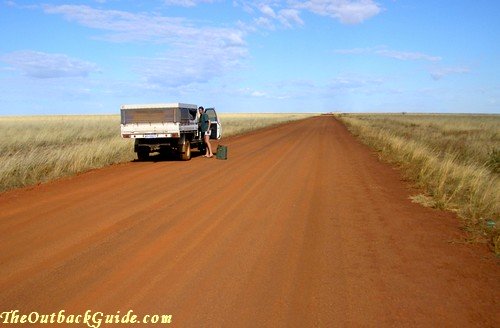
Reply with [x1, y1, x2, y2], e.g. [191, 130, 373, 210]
[205, 108, 217, 122]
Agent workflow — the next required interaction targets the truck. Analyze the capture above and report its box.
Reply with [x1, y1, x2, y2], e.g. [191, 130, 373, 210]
[120, 103, 221, 161]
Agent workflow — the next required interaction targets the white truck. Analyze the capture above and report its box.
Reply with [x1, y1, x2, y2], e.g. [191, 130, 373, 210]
[120, 103, 221, 161]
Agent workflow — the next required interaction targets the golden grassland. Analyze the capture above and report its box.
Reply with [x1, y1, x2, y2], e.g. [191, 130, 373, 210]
[0, 113, 314, 193]
[338, 113, 499, 253]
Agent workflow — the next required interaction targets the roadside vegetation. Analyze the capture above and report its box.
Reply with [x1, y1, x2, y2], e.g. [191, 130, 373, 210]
[220, 113, 313, 136]
[339, 114, 499, 254]
[0, 113, 313, 193]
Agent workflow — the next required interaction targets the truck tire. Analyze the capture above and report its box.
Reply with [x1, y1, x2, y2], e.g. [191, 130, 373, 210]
[137, 148, 149, 161]
[180, 140, 191, 161]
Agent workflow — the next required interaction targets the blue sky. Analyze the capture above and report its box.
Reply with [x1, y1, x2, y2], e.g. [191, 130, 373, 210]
[0, 0, 499, 114]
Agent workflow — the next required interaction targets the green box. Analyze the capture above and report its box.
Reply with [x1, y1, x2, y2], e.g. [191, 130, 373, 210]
[216, 145, 227, 160]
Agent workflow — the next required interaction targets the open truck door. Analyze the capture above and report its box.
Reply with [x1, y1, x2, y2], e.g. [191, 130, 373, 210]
[205, 108, 222, 140]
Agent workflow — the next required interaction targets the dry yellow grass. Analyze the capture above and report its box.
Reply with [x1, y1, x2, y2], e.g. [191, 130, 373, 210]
[339, 113, 500, 253]
[0, 113, 314, 193]
[0, 115, 133, 193]
[220, 113, 314, 136]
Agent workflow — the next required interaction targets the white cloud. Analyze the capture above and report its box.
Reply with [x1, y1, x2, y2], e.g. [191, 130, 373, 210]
[164, 0, 216, 7]
[328, 75, 383, 92]
[234, 1, 255, 14]
[291, 0, 381, 24]
[238, 3, 304, 29]
[335, 46, 441, 62]
[278, 9, 303, 27]
[43, 5, 245, 46]
[259, 4, 277, 18]
[430, 67, 470, 80]
[42, 5, 247, 87]
[236, 85, 297, 99]
[236, 0, 377, 29]
[138, 42, 247, 87]
[253, 5, 304, 29]
[375, 49, 441, 62]
[1, 51, 99, 79]
[251, 90, 267, 97]
[235, 87, 267, 97]
[254, 16, 276, 30]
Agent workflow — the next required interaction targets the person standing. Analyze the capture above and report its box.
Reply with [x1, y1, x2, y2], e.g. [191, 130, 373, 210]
[198, 106, 213, 158]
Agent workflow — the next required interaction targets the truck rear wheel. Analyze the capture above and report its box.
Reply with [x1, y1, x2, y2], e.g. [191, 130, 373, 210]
[137, 148, 149, 161]
[180, 140, 191, 161]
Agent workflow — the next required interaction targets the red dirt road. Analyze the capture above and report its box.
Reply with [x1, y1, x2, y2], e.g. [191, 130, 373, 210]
[0, 116, 498, 327]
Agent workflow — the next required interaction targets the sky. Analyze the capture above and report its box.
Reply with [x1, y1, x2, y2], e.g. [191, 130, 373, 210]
[0, 0, 499, 114]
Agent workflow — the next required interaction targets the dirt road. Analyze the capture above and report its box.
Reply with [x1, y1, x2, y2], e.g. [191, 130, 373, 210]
[0, 116, 498, 327]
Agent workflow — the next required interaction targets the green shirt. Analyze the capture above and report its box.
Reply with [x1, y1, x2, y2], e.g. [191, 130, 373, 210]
[200, 112, 210, 133]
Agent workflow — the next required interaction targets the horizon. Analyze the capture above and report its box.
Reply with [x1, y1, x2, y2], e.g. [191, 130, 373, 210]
[1, 1, 499, 115]
[2, 112, 499, 118]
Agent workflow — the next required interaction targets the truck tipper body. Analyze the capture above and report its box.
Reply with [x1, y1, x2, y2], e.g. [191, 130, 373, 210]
[120, 103, 221, 160]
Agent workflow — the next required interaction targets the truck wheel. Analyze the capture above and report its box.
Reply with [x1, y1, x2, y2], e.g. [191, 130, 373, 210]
[180, 140, 191, 161]
[137, 148, 149, 161]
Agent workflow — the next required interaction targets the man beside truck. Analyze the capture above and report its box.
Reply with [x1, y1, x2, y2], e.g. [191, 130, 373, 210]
[198, 106, 214, 158]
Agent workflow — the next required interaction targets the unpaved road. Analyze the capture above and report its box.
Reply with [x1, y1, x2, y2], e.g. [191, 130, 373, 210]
[0, 116, 498, 327]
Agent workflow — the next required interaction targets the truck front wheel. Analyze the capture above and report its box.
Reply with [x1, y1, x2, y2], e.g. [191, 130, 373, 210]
[180, 140, 191, 161]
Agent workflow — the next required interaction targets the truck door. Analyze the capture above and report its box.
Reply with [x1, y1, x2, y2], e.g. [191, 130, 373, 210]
[205, 108, 221, 140]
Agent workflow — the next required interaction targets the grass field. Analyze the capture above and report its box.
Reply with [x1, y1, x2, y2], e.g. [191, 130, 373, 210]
[0, 113, 313, 193]
[339, 114, 499, 253]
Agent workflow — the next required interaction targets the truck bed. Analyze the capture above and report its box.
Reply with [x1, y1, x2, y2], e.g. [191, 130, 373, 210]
[120, 103, 199, 138]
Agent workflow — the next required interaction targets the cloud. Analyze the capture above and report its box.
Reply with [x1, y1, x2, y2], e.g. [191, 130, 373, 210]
[254, 16, 276, 30]
[164, 0, 216, 7]
[335, 46, 441, 62]
[328, 75, 383, 92]
[43, 5, 244, 46]
[237, 88, 267, 97]
[243, 75, 384, 100]
[291, 0, 381, 24]
[335, 47, 469, 81]
[236, 0, 380, 26]
[138, 43, 247, 87]
[278, 9, 304, 27]
[42, 5, 247, 87]
[252, 3, 303, 29]
[1, 51, 99, 79]
[251, 90, 267, 97]
[430, 67, 470, 80]
[375, 49, 441, 62]
[252, 7, 303, 29]
[259, 4, 277, 18]
[3, 0, 38, 9]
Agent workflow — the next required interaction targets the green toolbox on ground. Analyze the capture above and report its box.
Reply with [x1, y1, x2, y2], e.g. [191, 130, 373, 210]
[216, 145, 228, 160]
